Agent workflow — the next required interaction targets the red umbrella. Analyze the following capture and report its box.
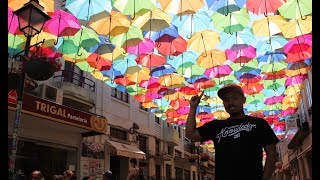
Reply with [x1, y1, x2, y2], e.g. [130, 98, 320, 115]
[30, 46, 62, 59]
[114, 75, 135, 86]
[284, 34, 312, 62]
[136, 52, 166, 67]
[193, 78, 216, 90]
[241, 82, 264, 95]
[86, 53, 112, 71]
[170, 99, 189, 109]
[240, 75, 262, 83]
[246, 0, 285, 15]
[263, 70, 286, 80]
[204, 65, 232, 78]
[156, 35, 187, 56]
[178, 86, 199, 95]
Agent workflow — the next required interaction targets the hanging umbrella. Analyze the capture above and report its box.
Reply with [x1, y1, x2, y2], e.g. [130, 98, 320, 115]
[246, 93, 265, 104]
[226, 44, 256, 64]
[150, 64, 176, 77]
[177, 62, 206, 78]
[206, 0, 246, 15]
[110, 26, 144, 49]
[91, 70, 110, 82]
[136, 52, 166, 67]
[284, 34, 312, 62]
[193, 78, 216, 90]
[89, 11, 130, 37]
[264, 95, 284, 105]
[42, 9, 81, 42]
[112, 54, 141, 74]
[187, 30, 220, 53]
[246, 0, 285, 15]
[158, 73, 185, 86]
[286, 60, 311, 76]
[278, 0, 312, 19]
[241, 82, 264, 95]
[132, 8, 172, 32]
[285, 74, 307, 86]
[282, 16, 312, 38]
[112, 0, 157, 18]
[68, 25, 100, 49]
[260, 61, 288, 73]
[178, 87, 199, 96]
[252, 15, 287, 37]
[114, 75, 135, 86]
[256, 36, 288, 55]
[264, 78, 285, 89]
[156, 35, 187, 56]
[211, 8, 250, 34]
[90, 36, 115, 55]
[204, 65, 232, 78]
[159, 0, 205, 16]
[284, 84, 304, 95]
[8, 8, 19, 35]
[127, 38, 155, 55]
[8, 34, 25, 56]
[65, 0, 112, 20]
[196, 49, 227, 68]
[218, 29, 256, 49]
[167, 51, 199, 69]
[31, 31, 58, 48]
[257, 51, 287, 63]
[9, 0, 55, 14]
[263, 70, 286, 80]
[147, 24, 179, 41]
[171, 11, 213, 39]
[57, 39, 90, 61]
[126, 67, 151, 83]
[86, 53, 112, 71]
[229, 58, 259, 72]
[75, 61, 96, 73]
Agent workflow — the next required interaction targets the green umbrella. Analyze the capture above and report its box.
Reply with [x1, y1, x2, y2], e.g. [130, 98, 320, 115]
[263, 103, 282, 111]
[112, 0, 157, 19]
[126, 85, 146, 95]
[177, 62, 206, 78]
[110, 26, 144, 49]
[8, 34, 25, 56]
[212, 74, 239, 86]
[260, 61, 288, 73]
[278, 0, 312, 19]
[68, 25, 100, 49]
[75, 61, 95, 72]
[230, 58, 259, 71]
[264, 78, 286, 90]
[58, 39, 90, 61]
[211, 8, 250, 34]
[246, 94, 265, 104]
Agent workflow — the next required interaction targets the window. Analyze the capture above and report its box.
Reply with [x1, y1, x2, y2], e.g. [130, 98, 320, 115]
[155, 139, 160, 156]
[110, 127, 127, 140]
[184, 170, 190, 180]
[175, 167, 183, 180]
[64, 61, 84, 86]
[175, 150, 182, 158]
[111, 88, 129, 103]
[155, 116, 160, 124]
[155, 165, 161, 180]
[178, 127, 181, 138]
[139, 102, 148, 111]
[139, 136, 148, 153]
[167, 146, 172, 155]
[166, 164, 171, 179]
[305, 80, 312, 107]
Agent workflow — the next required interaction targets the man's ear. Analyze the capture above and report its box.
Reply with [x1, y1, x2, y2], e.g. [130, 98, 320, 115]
[242, 96, 246, 104]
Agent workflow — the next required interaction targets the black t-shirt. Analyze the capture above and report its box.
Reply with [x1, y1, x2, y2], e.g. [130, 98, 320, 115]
[197, 115, 279, 180]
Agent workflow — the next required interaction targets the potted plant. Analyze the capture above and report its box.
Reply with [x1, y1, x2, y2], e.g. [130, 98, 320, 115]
[200, 153, 210, 162]
[22, 55, 62, 81]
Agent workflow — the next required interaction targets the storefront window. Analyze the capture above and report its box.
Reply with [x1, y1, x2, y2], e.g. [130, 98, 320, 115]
[110, 127, 127, 140]
[175, 167, 183, 180]
[184, 170, 190, 180]
[166, 164, 171, 180]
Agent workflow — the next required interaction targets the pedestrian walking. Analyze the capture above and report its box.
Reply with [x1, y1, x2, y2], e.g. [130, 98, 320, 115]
[103, 170, 112, 180]
[186, 84, 279, 180]
[63, 170, 77, 180]
[126, 158, 139, 180]
[29, 171, 44, 180]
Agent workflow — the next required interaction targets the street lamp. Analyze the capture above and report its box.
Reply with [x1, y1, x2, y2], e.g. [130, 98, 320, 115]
[8, 0, 50, 177]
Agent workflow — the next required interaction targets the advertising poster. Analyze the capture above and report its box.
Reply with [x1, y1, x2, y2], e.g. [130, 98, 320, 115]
[80, 141, 104, 180]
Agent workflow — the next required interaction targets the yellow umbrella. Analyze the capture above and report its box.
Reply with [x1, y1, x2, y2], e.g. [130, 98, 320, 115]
[89, 11, 130, 36]
[31, 31, 57, 48]
[213, 110, 230, 120]
[282, 94, 302, 104]
[158, 0, 205, 16]
[101, 47, 127, 61]
[284, 84, 304, 96]
[282, 101, 300, 110]
[142, 101, 158, 108]
[159, 73, 185, 86]
[282, 16, 312, 38]
[196, 49, 227, 68]
[126, 67, 151, 83]
[132, 8, 171, 32]
[9, 0, 55, 14]
[286, 66, 311, 76]
[252, 15, 287, 36]
[91, 70, 110, 81]
[187, 30, 220, 53]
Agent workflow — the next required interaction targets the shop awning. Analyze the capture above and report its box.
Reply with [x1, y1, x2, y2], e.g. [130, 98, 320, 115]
[106, 140, 146, 159]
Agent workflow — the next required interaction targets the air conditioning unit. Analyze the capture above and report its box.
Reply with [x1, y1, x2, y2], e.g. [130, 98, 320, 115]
[38, 84, 63, 104]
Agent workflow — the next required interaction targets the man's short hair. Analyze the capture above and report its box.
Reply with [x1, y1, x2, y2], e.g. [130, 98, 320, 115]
[217, 84, 244, 100]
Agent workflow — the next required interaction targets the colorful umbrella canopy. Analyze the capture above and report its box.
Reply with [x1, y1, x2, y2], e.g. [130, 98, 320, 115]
[278, 0, 312, 19]
[246, 0, 285, 15]
[187, 30, 220, 53]
[156, 35, 187, 56]
[110, 26, 144, 48]
[281, 16, 312, 38]
[252, 15, 287, 37]
[197, 49, 227, 68]
[133, 8, 172, 32]
[65, 0, 112, 20]
[206, 0, 246, 15]
[136, 52, 166, 67]
[127, 38, 155, 55]
[159, 0, 205, 16]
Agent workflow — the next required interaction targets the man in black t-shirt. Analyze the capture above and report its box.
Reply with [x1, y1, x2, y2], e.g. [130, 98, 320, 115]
[185, 84, 279, 180]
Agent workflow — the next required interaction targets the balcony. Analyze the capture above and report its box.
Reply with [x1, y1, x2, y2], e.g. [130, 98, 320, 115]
[53, 70, 95, 111]
[163, 127, 179, 146]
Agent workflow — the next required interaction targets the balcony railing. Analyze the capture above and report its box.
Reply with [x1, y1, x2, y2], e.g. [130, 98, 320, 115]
[53, 70, 95, 91]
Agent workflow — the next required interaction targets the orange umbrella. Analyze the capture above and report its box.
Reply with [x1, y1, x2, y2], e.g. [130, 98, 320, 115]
[196, 49, 227, 68]
[126, 67, 151, 83]
[213, 110, 230, 120]
[158, 73, 185, 86]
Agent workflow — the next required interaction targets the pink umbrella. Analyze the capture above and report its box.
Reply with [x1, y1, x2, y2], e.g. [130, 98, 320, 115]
[8, 8, 19, 34]
[204, 65, 232, 78]
[139, 77, 160, 88]
[284, 34, 312, 53]
[176, 107, 190, 115]
[226, 44, 256, 63]
[285, 74, 307, 86]
[281, 107, 298, 116]
[127, 38, 155, 54]
[42, 10, 81, 43]
[264, 96, 284, 105]
[136, 52, 166, 67]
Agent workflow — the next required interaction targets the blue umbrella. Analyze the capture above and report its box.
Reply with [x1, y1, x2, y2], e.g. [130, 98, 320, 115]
[112, 54, 139, 74]
[206, 0, 246, 15]
[257, 51, 287, 63]
[150, 64, 176, 77]
[167, 51, 199, 69]
[172, 11, 213, 39]
[89, 35, 115, 54]
[101, 67, 123, 79]
[264, 110, 281, 116]
[105, 80, 126, 92]
[218, 28, 256, 49]
[256, 36, 288, 55]
[245, 102, 266, 112]
[146, 24, 179, 41]
[196, 105, 212, 114]
[66, 0, 112, 21]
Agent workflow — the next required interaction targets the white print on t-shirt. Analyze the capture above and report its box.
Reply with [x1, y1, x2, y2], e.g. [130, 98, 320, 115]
[216, 122, 257, 143]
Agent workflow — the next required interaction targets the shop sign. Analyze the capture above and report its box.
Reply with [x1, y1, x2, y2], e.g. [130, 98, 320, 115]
[285, 117, 297, 130]
[80, 141, 104, 180]
[8, 91, 107, 133]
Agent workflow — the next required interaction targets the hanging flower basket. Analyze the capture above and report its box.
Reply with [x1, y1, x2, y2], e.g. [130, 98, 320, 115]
[200, 153, 210, 162]
[22, 56, 62, 81]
